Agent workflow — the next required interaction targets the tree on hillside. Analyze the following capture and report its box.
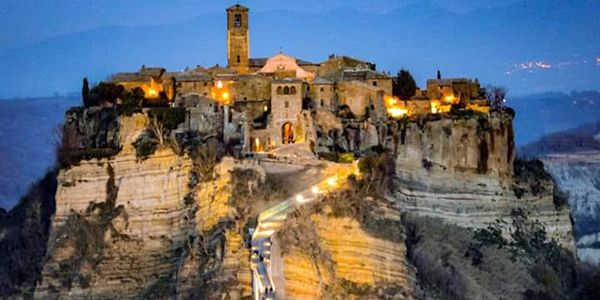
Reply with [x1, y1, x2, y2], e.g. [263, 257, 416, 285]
[393, 69, 417, 100]
[82, 78, 90, 107]
[120, 87, 145, 116]
[486, 85, 508, 110]
[89, 82, 124, 107]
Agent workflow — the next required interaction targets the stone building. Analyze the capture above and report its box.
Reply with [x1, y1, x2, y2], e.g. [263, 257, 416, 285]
[109, 66, 175, 101]
[105, 3, 491, 156]
[227, 4, 250, 74]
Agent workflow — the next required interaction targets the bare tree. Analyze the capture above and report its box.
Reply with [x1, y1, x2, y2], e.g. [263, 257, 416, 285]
[148, 114, 166, 146]
[486, 85, 508, 110]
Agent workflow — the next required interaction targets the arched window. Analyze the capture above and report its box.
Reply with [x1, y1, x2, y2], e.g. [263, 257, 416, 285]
[283, 86, 290, 95]
[237, 55, 241, 63]
[290, 86, 296, 94]
[320, 99, 324, 106]
[277, 86, 283, 94]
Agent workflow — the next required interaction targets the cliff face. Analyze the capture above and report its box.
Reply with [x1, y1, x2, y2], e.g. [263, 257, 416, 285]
[273, 203, 418, 300]
[542, 152, 600, 263]
[387, 112, 575, 250]
[26, 109, 579, 300]
[34, 114, 254, 299]
[392, 111, 515, 180]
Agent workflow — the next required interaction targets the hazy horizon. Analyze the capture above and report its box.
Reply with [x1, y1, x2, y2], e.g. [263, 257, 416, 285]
[0, 0, 598, 98]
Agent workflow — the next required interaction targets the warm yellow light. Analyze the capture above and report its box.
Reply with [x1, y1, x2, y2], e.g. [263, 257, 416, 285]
[216, 80, 223, 89]
[312, 187, 319, 194]
[445, 95, 455, 102]
[263, 105, 268, 112]
[327, 177, 337, 187]
[431, 102, 439, 114]
[296, 195, 305, 202]
[148, 89, 158, 97]
[211, 92, 216, 98]
[222, 92, 229, 100]
[388, 108, 408, 118]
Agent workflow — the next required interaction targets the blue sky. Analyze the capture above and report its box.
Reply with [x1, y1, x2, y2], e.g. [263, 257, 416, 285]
[0, 0, 598, 98]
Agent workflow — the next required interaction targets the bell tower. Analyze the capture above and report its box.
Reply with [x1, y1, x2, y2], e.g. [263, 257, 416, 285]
[227, 4, 250, 74]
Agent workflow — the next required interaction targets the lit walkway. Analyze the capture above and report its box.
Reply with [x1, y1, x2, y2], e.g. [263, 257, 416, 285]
[250, 163, 357, 300]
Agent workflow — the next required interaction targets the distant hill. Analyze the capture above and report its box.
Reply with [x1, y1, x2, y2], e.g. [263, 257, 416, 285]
[0, 96, 80, 209]
[510, 91, 600, 146]
[519, 120, 600, 157]
[0, 0, 598, 98]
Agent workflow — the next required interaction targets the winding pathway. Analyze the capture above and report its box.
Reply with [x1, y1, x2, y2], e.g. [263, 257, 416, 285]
[250, 163, 357, 300]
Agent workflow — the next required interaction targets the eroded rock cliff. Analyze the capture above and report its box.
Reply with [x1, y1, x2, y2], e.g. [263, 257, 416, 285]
[388, 111, 574, 249]
[34, 113, 259, 299]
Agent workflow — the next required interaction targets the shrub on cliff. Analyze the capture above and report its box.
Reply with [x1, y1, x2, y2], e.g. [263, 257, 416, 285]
[403, 214, 535, 300]
[119, 87, 144, 116]
[471, 209, 600, 300]
[87, 82, 124, 107]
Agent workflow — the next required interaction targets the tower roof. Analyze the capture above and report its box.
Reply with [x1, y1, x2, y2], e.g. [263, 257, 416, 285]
[227, 4, 249, 11]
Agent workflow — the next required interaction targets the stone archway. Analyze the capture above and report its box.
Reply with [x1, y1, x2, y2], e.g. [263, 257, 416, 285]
[282, 122, 294, 144]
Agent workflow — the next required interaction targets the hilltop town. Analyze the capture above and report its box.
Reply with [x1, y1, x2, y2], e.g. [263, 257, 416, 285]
[101, 3, 492, 159]
[2, 4, 592, 300]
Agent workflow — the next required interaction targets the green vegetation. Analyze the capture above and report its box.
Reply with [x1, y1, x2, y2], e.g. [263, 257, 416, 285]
[119, 87, 145, 116]
[82, 78, 90, 107]
[147, 108, 186, 130]
[132, 108, 186, 161]
[393, 69, 417, 100]
[132, 133, 158, 161]
[86, 82, 124, 107]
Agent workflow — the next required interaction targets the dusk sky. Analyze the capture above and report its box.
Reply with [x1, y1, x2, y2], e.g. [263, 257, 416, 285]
[0, 0, 598, 98]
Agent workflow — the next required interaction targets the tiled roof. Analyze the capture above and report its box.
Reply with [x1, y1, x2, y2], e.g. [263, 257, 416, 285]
[174, 73, 212, 82]
[227, 4, 249, 11]
[139, 67, 165, 77]
[109, 73, 150, 83]
[249, 58, 267, 68]
[340, 68, 390, 81]
[312, 77, 334, 84]
[249, 57, 318, 68]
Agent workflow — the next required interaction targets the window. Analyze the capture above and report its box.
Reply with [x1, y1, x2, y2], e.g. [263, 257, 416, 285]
[277, 86, 283, 94]
[307, 86, 310, 91]
[285, 101, 289, 108]
[234, 14, 242, 27]
[237, 55, 241, 63]
[372, 81, 378, 86]
[291, 86, 296, 94]
[320, 99, 324, 106]
[284, 86, 290, 95]
[204, 82, 208, 87]
[320, 87, 324, 92]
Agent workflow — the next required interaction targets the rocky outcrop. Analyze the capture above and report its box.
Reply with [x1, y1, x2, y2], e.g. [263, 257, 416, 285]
[387, 112, 575, 250]
[274, 210, 417, 299]
[34, 114, 254, 299]
[542, 152, 600, 263]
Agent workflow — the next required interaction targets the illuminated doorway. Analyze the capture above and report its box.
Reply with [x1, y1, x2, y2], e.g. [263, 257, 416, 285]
[282, 123, 294, 144]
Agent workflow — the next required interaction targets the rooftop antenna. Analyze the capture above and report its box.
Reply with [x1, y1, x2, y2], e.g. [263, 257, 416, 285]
[279, 46, 283, 54]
